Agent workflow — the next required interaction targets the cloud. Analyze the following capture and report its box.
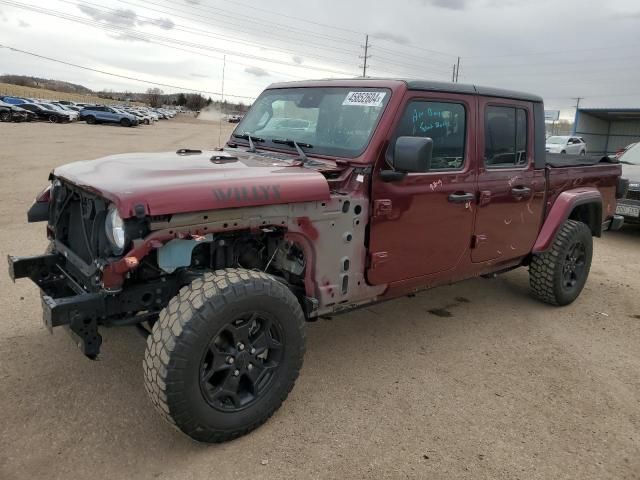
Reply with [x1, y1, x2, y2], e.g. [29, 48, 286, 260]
[419, 0, 467, 10]
[141, 17, 175, 30]
[0, 9, 7, 22]
[77, 5, 174, 32]
[18, 19, 29, 28]
[190, 73, 210, 78]
[244, 66, 269, 77]
[185, 0, 201, 3]
[372, 32, 409, 45]
[292, 55, 304, 64]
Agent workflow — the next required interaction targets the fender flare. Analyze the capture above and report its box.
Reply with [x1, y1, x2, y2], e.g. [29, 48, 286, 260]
[532, 187, 602, 253]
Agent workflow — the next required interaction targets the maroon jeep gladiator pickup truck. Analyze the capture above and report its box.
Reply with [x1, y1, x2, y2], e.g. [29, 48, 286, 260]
[8, 79, 626, 442]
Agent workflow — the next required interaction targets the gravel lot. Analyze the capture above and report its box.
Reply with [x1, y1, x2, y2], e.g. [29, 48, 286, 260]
[1, 118, 639, 480]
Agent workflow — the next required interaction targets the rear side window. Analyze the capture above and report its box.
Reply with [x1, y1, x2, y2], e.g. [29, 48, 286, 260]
[485, 106, 528, 168]
[394, 101, 466, 170]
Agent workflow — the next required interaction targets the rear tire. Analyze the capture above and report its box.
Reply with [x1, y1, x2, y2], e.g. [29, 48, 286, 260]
[49, 115, 59, 123]
[144, 268, 305, 443]
[120, 118, 131, 127]
[0, 111, 11, 122]
[85, 116, 96, 125]
[529, 219, 593, 306]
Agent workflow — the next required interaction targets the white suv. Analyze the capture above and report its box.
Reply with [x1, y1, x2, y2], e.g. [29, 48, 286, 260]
[546, 136, 587, 155]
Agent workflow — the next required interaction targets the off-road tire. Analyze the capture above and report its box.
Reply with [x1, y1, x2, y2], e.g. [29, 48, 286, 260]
[529, 219, 593, 306]
[143, 268, 305, 443]
[120, 118, 131, 127]
[0, 111, 11, 122]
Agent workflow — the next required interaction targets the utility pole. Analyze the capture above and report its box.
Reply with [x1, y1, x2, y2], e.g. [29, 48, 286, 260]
[360, 34, 371, 78]
[571, 96, 583, 135]
[455, 56, 460, 83]
[452, 64, 456, 82]
[218, 55, 226, 148]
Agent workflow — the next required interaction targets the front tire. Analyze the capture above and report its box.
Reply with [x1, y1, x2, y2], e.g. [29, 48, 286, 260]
[529, 219, 593, 306]
[144, 268, 306, 443]
[0, 111, 11, 122]
[120, 118, 131, 127]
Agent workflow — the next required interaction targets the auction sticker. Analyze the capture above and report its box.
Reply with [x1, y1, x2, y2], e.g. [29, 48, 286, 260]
[343, 91, 386, 107]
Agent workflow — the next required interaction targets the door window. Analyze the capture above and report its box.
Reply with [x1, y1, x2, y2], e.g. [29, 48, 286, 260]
[484, 106, 528, 168]
[394, 101, 466, 170]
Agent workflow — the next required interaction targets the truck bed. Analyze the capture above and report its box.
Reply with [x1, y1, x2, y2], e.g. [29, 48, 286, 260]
[546, 153, 617, 168]
[544, 155, 621, 225]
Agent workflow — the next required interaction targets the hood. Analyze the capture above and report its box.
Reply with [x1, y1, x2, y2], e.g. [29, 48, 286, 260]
[53, 149, 332, 218]
[621, 163, 640, 184]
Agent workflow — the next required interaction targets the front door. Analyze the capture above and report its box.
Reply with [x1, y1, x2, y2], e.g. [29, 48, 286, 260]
[367, 93, 477, 285]
[472, 99, 545, 263]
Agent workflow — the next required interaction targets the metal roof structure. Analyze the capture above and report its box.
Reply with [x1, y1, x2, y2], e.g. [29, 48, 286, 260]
[268, 78, 543, 103]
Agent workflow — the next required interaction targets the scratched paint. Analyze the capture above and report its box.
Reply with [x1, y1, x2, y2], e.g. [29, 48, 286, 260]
[429, 179, 443, 192]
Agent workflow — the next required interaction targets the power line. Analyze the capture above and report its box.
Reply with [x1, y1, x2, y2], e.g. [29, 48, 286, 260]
[64, 0, 361, 68]
[126, 0, 460, 72]
[117, 0, 359, 48]
[462, 53, 640, 70]
[0, 43, 256, 99]
[0, 0, 359, 77]
[213, 0, 363, 36]
[464, 43, 640, 60]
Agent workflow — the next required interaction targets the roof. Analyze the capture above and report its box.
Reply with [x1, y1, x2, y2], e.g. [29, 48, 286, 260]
[266, 78, 543, 103]
[578, 108, 640, 121]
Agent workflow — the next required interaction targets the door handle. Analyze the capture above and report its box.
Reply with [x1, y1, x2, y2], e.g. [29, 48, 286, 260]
[511, 186, 531, 197]
[448, 192, 475, 203]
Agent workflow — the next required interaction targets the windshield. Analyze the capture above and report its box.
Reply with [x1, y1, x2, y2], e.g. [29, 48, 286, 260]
[620, 142, 640, 165]
[547, 136, 567, 144]
[234, 87, 391, 158]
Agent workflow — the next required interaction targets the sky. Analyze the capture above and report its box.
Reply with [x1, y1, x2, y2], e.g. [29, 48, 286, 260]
[1, 0, 640, 118]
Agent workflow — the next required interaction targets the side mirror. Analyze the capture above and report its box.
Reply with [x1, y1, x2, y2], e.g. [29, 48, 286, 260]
[392, 136, 433, 172]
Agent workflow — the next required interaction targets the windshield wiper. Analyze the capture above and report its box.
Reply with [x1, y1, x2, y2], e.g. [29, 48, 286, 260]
[232, 132, 264, 153]
[271, 138, 314, 164]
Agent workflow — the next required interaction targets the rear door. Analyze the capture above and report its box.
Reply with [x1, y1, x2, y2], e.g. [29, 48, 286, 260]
[367, 91, 477, 285]
[567, 137, 579, 154]
[472, 99, 545, 263]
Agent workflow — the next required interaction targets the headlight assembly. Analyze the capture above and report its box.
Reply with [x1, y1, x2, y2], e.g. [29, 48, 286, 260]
[105, 205, 126, 254]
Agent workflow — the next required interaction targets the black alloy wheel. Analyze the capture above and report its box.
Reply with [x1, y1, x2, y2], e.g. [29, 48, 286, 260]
[200, 311, 284, 412]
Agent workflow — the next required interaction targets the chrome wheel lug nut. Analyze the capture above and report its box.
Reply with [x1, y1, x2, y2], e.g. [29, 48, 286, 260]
[233, 369, 240, 376]
[248, 363, 253, 371]
[250, 347, 256, 354]
[237, 343, 245, 351]
[226, 356, 234, 364]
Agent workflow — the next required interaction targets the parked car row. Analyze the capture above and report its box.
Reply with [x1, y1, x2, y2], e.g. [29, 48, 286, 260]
[0, 95, 179, 127]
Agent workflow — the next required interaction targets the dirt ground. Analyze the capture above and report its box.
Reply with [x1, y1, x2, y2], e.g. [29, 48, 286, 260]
[1, 117, 639, 480]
